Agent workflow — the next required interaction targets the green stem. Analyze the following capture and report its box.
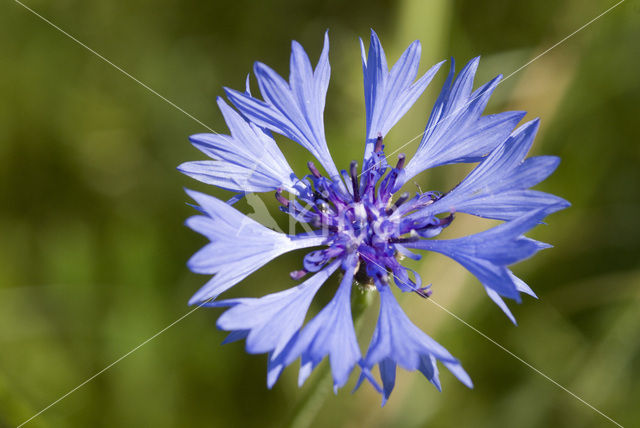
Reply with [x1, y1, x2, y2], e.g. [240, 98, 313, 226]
[286, 282, 375, 428]
[287, 363, 332, 428]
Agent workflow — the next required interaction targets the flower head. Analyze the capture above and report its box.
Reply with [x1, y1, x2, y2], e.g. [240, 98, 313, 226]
[179, 30, 569, 404]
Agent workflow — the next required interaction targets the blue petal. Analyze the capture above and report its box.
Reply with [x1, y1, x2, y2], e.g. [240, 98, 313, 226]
[360, 285, 470, 403]
[412, 119, 570, 221]
[379, 358, 396, 406]
[485, 287, 517, 325]
[207, 260, 340, 356]
[225, 32, 339, 179]
[405, 210, 550, 302]
[361, 30, 443, 162]
[179, 98, 304, 195]
[418, 355, 473, 391]
[402, 58, 526, 184]
[441, 359, 473, 389]
[281, 255, 361, 390]
[226, 192, 246, 205]
[267, 350, 287, 389]
[483, 269, 540, 324]
[222, 329, 249, 345]
[418, 355, 442, 391]
[185, 189, 326, 304]
[447, 190, 569, 221]
[352, 364, 383, 396]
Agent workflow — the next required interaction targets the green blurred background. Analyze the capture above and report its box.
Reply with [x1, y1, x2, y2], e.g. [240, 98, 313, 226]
[2, 0, 639, 426]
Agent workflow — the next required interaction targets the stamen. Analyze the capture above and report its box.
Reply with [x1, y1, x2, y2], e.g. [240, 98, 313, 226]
[275, 189, 290, 207]
[386, 192, 409, 215]
[390, 229, 421, 244]
[350, 161, 360, 202]
[395, 153, 406, 170]
[374, 134, 383, 152]
[415, 286, 432, 299]
[307, 161, 322, 178]
[436, 212, 455, 228]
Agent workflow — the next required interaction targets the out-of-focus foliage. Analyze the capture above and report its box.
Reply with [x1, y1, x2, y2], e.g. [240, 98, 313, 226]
[1, 0, 638, 427]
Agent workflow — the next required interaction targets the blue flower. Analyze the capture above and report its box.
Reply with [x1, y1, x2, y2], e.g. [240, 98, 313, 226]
[180, 30, 569, 404]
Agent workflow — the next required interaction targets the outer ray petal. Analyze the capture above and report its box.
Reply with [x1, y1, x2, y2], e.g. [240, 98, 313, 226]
[409, 119, 570, 220]
[205, 260, 340, 356]
[358, 285, 471, 405]
[185, 189, 326, 304]
[361, 30, 443, 162]
[178, 98, 305, 195]
[405, 210, 550, 306]
[279, 255, 361, 391]
[225, 32, 338, 178]
[401, 58, 526, 185]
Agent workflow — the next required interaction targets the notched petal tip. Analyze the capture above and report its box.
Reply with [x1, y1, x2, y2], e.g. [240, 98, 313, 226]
[183, 187, 204, 203]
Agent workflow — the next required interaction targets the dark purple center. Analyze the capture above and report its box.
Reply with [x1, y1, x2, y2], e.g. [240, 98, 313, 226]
[277, 140, 453, 294]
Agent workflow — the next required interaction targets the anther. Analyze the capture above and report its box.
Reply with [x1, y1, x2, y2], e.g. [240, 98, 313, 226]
[391, 229, 421, 244]
[316, 200, 330, 213]
[386, 192, 410, 215]
[350, 161, 360, 202]
[393, 192, 410, 209]
[415, 286, 432, 299]
[307, 161, 322, 178]
[374, 134, 384, 152]
[396, 153, 406, 170]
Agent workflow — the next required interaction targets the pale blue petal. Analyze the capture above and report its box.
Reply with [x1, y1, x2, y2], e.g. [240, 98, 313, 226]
[179, 161, 291, 193]
[267, 349, 288, 389]
[485, 287, 517, 325]
[442, 360, 473, 389]
[225, 32, 339, 178]
[281, 255, 361, 390]
[406, 210, 549, 301]
[417, 355, 441, 391]
[511, 271, 537, 298]
[409, 120, 570, 221]
[185, 189, 326, 304]
[449, 190, 569, 221]
[379, 358, 396, 406]
[207, 261, 339, 356]
[360, 285, 468, 403]
[179, 98, 303, 195]
[402, 58, 526, 184]
[222, 330, 249, 345]
[361, 30, 443, 162]
[483, 268, 540, 323]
